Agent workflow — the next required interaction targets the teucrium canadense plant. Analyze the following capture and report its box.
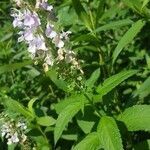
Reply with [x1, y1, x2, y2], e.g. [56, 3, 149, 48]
[0, 0, 150, 149]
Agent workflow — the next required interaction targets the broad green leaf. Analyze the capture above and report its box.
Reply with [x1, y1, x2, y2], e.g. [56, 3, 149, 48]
[54, 101, 82, 144]
[112, 20, 145, 64]
[118, 105, 150, 131]
[46, 69, 68, 92]
[73, 132, 101, 150]
[53, 94, 86, 114]
[0, 60, 32, 74]
[96, 70, 138, 98]
[134, 76, 150, 98]
[94, 19, 133, 33]
[85, 68, 100, 90]
[97, 116, 123, 150]
[37, 116, 56, 126]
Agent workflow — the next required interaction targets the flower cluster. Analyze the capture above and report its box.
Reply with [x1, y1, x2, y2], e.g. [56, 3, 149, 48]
[11, 0, 83, 73]
[0, 117, 27, 145]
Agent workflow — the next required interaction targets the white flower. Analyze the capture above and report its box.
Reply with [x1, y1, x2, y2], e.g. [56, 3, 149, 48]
[57, 48, 64, 61]
[7, 138, 12, 145]
[23, 11, 41, 28]
[45, 23, 57, 39]
[52, 36, 65, 48]
[11, 132, 19, 143]
[44, 54, 53, 66]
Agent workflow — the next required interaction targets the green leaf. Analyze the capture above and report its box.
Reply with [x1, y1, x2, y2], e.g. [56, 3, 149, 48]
[73, 132, 101, 150]
[133, 140, 150, 150]
[97, 116, 123, 150]
[28, 98, 37, 115]
[76, 106, 99, 134]
[54, 101, 83, 144]
[37, 116, 56, 126]
[94, 19, 133, 33]
[72, 0, 92, 31]
[53, 94, 86, 114]
[142, 0, 149, 8]
[0, 32, 13, 42]
[96, 70, 138, 98]
[3, 96, 33, 118]
[46, 69, 68, 92]
[122, 0, 143, 13]
[118, 105, 150, 131]
[85, 68, 100, 90]
[96, 0, 105, 25]
[133, 76, 150, 98]
[112, 20, 145, 64]
[0, 60, 32, 74]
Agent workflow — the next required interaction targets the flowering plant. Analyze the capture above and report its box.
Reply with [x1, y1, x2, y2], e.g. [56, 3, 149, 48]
[1, 0, 150, 150]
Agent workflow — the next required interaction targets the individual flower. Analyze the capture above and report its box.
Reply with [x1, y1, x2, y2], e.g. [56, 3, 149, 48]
[28, 34, 47, 56]
[45, 23, 57, 39]
[52, 35, 64, 48]
[23, 11, 41, 28]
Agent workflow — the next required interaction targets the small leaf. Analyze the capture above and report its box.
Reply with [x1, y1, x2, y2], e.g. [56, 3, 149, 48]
[76, 106, 99, 134]
[85, 68, 100, 90]
[37, 116, 56, 126]
[133, 76, 150, 98]
[46, 69, 68, 92]
[54, 101, 82, 144]
[118, 105, 150, 131]
[96, 70, 138, 98]
[97, 116, 123, 150]
[28, 98, 37, 115]
[73, 132, 101, 150]
[112, 20, 145, 64]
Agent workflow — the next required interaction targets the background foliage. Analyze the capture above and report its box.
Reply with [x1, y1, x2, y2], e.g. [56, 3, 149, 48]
[1, 0, 150, 149]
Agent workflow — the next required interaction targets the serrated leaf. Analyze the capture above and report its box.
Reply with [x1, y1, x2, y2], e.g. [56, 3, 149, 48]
[112, 20, 145, 64]
[85, 68, 100, 90]
[54, 101, 82, 144]
[118, 105, 150, 131]
[97, 116, 123, 150]
[96, 70, 138, 98]
[73, 132, 101, 150]
[37, 116, 56, 126]
[133, 76, 150, 98]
